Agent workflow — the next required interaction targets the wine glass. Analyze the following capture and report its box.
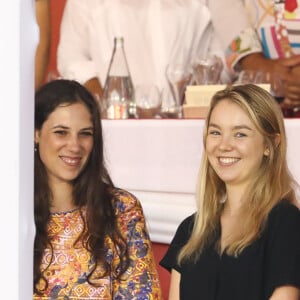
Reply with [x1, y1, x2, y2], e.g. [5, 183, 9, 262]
[135, 85, 161, 119]
[160, 86, 182, 119]
[236, 70, 257, 84]
[269, 73, 285, 102]
[237, 70, 285, 100]
[192, 55, 223, 85]
[166, 62, 193, 107]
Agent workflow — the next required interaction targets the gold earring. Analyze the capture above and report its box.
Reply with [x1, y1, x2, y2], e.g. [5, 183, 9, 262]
[264, 148, 270, 156]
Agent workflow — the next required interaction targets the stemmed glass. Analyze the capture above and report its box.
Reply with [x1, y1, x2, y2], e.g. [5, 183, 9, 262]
[166, 61, 193, 107]
[237, 70, 285, 100]
[135, 85, 161, 119]
[192, 55, 223, 85]
[236, 70, 257, 84]
[236, 70, 297, 117]
[160, 85, 182, 118]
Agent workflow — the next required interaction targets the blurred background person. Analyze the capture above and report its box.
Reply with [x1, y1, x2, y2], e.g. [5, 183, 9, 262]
[211, 0, 300, 111]
[35, 0, 51, 90]
[56, 0, 231, 101]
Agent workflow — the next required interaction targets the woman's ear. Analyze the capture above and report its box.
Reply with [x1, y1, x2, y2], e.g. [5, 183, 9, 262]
[264, 133, 281, 156]
[274, 133, 281, 148]
[34, 130, 40, 144]
[264, 134, 281, 156]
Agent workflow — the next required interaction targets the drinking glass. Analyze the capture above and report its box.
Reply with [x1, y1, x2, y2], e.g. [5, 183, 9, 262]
[237, 70, 285, 100]
[135, 85, 161, 119]
[236, 70, 257, 84]
[237, 70, 294, 117]
[166, 62, 193, 106]
[160, 86, 182, 118]
[269, 73, 285, 101]
[192, 55, 223, 85]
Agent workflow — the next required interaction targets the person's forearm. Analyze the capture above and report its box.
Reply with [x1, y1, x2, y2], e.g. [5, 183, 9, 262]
[239, 53, 276, 73]
[35, 0, 51, 89]
[269, 285, 300, 300]
[84, 77, 103, 103]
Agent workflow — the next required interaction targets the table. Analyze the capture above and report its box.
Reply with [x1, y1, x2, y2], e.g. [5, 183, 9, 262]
[102, 119, 300, 243]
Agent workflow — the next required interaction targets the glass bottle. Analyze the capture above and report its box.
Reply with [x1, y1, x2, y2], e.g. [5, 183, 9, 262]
[102, 37, 135, 119]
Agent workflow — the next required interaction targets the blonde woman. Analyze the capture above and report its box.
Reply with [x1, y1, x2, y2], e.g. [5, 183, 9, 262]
[160, 84, 300, 300]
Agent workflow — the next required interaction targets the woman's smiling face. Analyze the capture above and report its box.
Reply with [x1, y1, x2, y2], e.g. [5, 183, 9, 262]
[205, 99, 269, 190]
[35, 102, 94, 187]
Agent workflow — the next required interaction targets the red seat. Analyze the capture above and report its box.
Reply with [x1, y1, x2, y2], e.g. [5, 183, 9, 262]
[152, 242, 170, 300]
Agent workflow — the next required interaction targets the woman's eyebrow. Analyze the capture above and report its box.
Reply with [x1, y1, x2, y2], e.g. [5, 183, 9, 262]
[80, 127, 94, 131]
[208, 123, 253, 131]
[52, 125, 69, 129]
[207, 123, 220, 128]
[233, 125, 253, 131]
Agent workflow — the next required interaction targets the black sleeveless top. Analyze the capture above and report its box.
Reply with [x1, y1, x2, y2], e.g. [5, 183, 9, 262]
[160, 201, 300, 300]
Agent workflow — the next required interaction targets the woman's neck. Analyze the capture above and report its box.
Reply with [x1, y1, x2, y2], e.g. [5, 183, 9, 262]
[49, 181, 76, 213]
[223, 186, 245, 216]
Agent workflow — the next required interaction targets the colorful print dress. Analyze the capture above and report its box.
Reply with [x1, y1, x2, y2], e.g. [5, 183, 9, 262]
[33, 188, 162, 299]
[226, 0, 300, 72]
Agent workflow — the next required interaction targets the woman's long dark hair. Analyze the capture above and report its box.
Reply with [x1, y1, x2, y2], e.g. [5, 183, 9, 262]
[34, 79, 129, 293]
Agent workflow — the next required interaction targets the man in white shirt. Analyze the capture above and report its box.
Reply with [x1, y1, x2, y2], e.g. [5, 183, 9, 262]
[57, 0, 230, 100]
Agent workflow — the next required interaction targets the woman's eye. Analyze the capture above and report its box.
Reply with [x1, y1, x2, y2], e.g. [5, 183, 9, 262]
[208, 130, 220, 136]
[54, 130, 67, 136]
[236, 132, 247, 138]
[80, 131, 93, 136]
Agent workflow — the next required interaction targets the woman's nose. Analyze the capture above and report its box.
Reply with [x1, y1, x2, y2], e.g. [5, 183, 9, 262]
[218, 135, 233, 151]
[67, 135, 81, 151]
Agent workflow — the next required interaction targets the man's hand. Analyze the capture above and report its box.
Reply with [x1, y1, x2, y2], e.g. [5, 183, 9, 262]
[240, 53, 300, 107]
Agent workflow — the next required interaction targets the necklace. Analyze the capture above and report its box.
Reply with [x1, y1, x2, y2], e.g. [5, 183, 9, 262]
[50, 207, 80, 215]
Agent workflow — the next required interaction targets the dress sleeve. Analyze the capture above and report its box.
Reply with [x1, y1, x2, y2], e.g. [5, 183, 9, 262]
[208, 0, 263, 75]
[57, 0, 98, 84]
[224, 27, 263, 74]
[112, 189, 162, 300]
[264, 202, 300, 298]
[159, 214, 195, 273]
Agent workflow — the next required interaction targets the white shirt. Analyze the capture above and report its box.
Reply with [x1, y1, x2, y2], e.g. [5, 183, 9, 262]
[57, 0, 229, 91]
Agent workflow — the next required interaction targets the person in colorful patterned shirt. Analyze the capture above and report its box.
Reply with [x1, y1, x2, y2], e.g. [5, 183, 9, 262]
[211, 0, 300, 113]
[33, 79, 162, 299]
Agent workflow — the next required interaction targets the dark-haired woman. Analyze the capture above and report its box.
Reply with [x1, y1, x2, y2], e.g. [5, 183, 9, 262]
[33, 79, 162, 299]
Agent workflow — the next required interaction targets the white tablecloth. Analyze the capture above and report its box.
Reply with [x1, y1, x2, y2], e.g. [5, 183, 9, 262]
[103, 119, 300, 243]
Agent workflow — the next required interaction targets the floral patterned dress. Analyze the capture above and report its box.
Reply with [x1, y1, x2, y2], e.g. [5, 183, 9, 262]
[33, 188, 162, 299]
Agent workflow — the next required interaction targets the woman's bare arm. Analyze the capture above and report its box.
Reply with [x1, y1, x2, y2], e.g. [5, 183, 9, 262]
[168, 269, 181, 300]
[35, 0, 51, 90]
[269, 285, 300, 300]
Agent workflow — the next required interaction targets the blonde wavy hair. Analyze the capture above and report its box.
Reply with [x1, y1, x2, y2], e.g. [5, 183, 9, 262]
[178, 84, 298, 263]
